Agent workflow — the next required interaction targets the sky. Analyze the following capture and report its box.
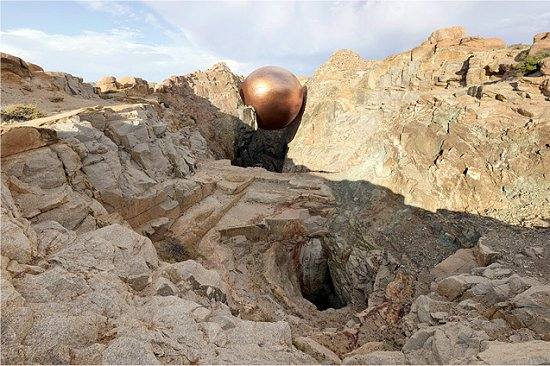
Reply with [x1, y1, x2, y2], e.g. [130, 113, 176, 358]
[1, 1, 549, 82]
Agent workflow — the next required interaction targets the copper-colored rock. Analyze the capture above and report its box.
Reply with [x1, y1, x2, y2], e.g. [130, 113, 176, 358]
[240, 66, 304, 130]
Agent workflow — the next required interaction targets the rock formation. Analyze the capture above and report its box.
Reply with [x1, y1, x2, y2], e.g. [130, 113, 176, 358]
[285, 27, 549, 227]
[96, 75, 152, 97]
[1, 27, 549, 364]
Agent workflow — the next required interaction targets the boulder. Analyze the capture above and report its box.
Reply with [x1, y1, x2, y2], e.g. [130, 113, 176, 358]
[529, 32, 550, 56]
[432, 248, 477, 279]
[477, 340, 550, 364]
[96, 76, 119, 93]
[1, 53, 31, 78]
[117, 76, 151, 96]
[540, 57, 550, 76]
[342, 342, 388, 364]
[436, 274, 489, 301]
[473, 240, 500, 267]
[294, 336, 341, 364]
[51, 224, 159, 290]
[426, 26, 466, 45]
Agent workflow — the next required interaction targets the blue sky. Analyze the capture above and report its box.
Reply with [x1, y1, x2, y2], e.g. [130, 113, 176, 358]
[1, 1, 549, 82]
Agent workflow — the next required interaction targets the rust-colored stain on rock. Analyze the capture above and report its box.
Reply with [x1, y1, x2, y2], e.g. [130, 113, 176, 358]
[240, 66, 304, 130]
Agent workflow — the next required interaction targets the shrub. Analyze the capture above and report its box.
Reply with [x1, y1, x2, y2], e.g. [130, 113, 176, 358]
[513, 51, 550, 76]
[1, 104, 45, 123]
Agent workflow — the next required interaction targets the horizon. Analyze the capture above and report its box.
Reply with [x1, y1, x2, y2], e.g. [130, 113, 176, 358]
[1, 1, 549, 82]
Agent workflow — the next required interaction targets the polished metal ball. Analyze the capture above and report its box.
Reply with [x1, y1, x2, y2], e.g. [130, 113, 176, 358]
[240, 66, 304, 130]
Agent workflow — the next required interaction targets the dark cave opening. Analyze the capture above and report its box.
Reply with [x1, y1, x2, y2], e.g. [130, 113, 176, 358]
[302, 266, 346, 311]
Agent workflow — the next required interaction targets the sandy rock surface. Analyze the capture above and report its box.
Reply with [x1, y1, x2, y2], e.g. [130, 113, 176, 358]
[1, 27, 549, 364]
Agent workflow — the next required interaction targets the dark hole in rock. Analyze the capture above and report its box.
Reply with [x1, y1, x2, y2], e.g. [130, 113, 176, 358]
[298, 237, 346, 311]
[302, 266, 346, 311]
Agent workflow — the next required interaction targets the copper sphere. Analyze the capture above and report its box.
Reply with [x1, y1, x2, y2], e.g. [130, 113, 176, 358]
[240, 66, 304, 130]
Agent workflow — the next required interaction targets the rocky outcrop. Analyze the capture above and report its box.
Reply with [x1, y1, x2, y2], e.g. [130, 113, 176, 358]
[401, 243, 550, 364]
[1, 53, 107, 117]
[285, 27, 549, 227]
[530, 32, 550, 56]
[3, 103, 548, 365]
[1, 104, 210, 234]
[1, 218, 313, 364]
[154, 63, 244, 160]
[1, 27, 549, 365]
[96, 75, 152, 97]
[1, 53, 32, 78]
[0, 112, 331, 364]
[0, 103, 346, 364]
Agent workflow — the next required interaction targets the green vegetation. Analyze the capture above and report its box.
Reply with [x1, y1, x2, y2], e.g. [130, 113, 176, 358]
[513, 51, 550, 76]
[1, 104, 45, 123]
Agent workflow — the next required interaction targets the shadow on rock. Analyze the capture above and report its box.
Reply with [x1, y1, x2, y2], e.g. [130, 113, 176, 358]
[232, 87, 307, 172]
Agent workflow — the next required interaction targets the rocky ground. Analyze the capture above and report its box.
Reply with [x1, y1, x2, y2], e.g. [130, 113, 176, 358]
[1, 27, 549, 364]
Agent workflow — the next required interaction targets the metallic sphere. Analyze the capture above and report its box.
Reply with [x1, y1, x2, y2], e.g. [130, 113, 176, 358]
[240, 66, 304, 130]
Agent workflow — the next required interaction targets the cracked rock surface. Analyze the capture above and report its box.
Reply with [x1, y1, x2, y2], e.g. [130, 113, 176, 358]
[1, 27, 549, 364]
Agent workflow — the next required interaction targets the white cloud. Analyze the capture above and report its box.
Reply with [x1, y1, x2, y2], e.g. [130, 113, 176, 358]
[0, 28, 246, 82]
[2, 1, 548, 82]
[144, 1, 550, 74]
[82, 0, 135, 17]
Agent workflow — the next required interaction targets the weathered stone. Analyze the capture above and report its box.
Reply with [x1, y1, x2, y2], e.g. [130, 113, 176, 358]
[23, 314, 104, 364]
[540, 57, 550, 76]
[294, 336, 341, 364]
[1, 214, 37, 263]
[530, 32, 550, 56]
[344, 350, 405, 365]
[476, 340, 550, 364]
[52, 224, 158, 288]
[102, 337, 160, 365]
[1, 53, 31, 78]
[474, 240, 500, 266]
[437, 274, 490, 301]
[432, 248, 477, 279]
[155, 277, 177, 296]
[163, 260, 226, 302]
[342, 341, 388, 364]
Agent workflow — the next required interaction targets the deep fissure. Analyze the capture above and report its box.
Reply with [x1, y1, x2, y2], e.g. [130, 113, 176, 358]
[302, 266, 346, 311]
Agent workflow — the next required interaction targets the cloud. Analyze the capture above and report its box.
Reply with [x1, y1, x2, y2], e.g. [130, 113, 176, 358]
[81, 0, 135, 17]
[144, 1, 550, 74]
[0, 28, 246, 82]
[2, 1, 549, 82]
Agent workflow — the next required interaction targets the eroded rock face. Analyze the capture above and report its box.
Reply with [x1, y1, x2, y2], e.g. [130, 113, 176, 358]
[401, 243, 550, 365]
[154, 63, 244, 160]
[285, 27, 549, 227]
[530, 32, 550, 56]
[0, 114, 323, 364]
[1, 53, 103, 116]
[96, 75, 152, 97]
[1, 27, 549, 364]
[1, 104, 207, 233]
